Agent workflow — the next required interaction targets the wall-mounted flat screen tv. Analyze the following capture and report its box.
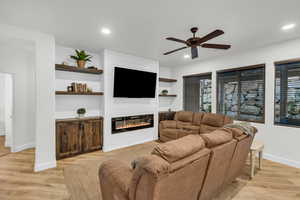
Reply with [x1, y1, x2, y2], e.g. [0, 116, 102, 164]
[113, 67, 157, 98]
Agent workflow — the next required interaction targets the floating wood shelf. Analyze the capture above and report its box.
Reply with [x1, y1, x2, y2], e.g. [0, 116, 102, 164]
[159, 77, 177, 82]
[56, 91, 104, 96]
[56, 116, 103, 123]
[55, 64, 103, 74]
[159, 94, 177, 97]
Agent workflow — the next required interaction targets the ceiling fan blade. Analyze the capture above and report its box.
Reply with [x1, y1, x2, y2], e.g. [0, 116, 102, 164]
[191, 47, 198, 59]
[201, 43, 231, 49]
[163, 46, 188, 55]
[196, 30, 224, 44]
[166, 37, 188, 45]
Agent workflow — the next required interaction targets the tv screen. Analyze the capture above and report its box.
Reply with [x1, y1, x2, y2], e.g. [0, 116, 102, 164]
[113, 67, 157, 98]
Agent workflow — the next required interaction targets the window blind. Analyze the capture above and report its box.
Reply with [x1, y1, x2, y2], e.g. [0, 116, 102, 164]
[275, 61, 300, 126]
[183, 73, 212, 112]
[217, 65, 265, 122]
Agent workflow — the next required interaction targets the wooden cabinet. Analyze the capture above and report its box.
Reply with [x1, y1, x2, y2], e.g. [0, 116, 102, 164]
[56, 117, 103, 160]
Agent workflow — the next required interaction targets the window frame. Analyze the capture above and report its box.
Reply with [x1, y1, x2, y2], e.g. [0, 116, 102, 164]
[183, 72, 212, 113]
[274, 58, 300, 128]
[216, 64, 266, 123]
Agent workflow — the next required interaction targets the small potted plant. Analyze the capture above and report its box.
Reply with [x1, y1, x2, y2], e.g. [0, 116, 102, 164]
[70, 50, 92, 68]
[161, 89, 168, 95]
[77, 108, 86, 118]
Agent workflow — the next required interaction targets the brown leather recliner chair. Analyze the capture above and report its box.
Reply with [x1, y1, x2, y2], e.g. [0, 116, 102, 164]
[159, 111, 233, 142]
[99, 135, 211, 200]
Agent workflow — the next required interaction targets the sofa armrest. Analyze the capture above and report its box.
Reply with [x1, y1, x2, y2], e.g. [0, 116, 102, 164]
[99, 159, 133, 199]
[160, 120, 177, 129]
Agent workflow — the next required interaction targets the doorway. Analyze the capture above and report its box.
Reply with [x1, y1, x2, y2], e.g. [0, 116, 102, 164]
[0, 73, 13, 157]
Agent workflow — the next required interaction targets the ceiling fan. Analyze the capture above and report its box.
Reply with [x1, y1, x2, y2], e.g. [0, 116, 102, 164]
[164, 27, 231, 59]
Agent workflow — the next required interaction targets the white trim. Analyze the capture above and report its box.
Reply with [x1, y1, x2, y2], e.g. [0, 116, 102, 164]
[0, 127, 5, 136]
[34, 161, 57, 172]
[264, 153, 300, 169]
[12, 143, 35, 152]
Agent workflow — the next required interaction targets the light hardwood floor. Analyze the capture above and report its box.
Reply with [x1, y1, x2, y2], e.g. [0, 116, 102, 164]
[0, 144, 300, 200]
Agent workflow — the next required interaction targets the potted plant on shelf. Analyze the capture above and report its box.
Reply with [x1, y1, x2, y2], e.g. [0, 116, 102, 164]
[77, 108, 86, 118]
[70, 50, 92, 68]
[161, 89, 168, 95]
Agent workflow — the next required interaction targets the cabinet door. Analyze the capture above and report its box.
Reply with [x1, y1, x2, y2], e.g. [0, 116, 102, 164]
[56, 122, 81, 159]
[82, 119, 102, 152]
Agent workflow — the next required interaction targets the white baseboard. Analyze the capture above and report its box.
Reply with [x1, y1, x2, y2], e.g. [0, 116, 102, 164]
[264, 153, 300, 169]
[34, 161, 57, 172]
[0, 127, 5, 136]
[12, 142, 35, 152]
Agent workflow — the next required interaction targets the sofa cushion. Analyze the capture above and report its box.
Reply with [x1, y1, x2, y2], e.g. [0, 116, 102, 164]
[175, 111, 194, 122]
[199, 124, 219, 134]
[177, 126, 200, 137]
[177, 121, 193, 129]
[152, 135, 205, 163]
[192, 112, 204, 125]
[160, 120, 177, 129]
[225, 127, 244, 138]
[160, 128, 179, 139]
[201, 113, 225, 127]
[201, 129, 233, 148]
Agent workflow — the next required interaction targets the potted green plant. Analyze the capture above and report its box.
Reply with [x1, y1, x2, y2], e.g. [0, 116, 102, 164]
[161, 89, 168, 95]
[77, 108, 86, 118]
[70, 50, 92, 68]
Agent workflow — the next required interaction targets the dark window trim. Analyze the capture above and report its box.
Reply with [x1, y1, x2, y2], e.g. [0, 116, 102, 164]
[216, 63, 265, 73]
[274, 59, 300, 128]
[217, 64, 266, 123]
[274, 57, 300, 65]
[183, 72, 212, 78]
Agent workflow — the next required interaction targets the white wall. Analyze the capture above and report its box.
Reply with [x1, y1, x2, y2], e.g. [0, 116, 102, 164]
[0, 24, 56, 172]
[4, 74, 13, 147]
[159, 66, 178, 111]
[0, 74, 5, 136]
[55, 45, 104, 119]
[173, 38, 300, 168]
[103, 50, 159, 151]
[0, 41, 36, 152]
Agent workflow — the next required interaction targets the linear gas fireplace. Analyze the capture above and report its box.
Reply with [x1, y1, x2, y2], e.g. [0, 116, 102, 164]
[112, 114, 154, 134]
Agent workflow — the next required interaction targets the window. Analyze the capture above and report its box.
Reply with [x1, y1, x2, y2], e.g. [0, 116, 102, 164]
[275, 59, 300, 127]
[217, 65, 265, 123]
[183, 73, 212, 112]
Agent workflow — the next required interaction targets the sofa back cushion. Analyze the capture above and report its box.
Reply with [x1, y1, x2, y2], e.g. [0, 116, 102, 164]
[201, 113, 225, 127]
[200, 129, 233, 148]
[152, 135, 205, 163]
[192, 112, 204, 125]
[174, 111, 194, 122]
[131, 142, 211, 200]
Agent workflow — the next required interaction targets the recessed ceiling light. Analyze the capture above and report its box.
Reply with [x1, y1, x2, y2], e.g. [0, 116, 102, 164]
[281, 23, 296, 31]
[101, 27, 111, 35]
[184, 54, 190, 59]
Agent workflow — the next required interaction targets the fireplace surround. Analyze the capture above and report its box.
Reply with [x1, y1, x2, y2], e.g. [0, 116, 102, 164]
[112, 114, 154, 134]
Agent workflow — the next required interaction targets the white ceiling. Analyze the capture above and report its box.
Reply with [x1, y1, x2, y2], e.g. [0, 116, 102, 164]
[1, 0, 300, 67]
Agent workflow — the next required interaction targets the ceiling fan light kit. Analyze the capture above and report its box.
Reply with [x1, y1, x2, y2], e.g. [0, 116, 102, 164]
[164, 27, 231, 59]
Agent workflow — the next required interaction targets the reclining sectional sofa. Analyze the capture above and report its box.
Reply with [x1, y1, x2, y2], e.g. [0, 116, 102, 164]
[99, 112, 257, 200]
[159, 111, 233, 142]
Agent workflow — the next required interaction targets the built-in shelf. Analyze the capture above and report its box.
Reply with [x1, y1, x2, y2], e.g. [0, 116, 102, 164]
[56, 91, 104, 96]
[159, 94, 177, 97]
[55, 64, 103, 74]
[56, 116, 103, 123]
[159, 77, 177, 82]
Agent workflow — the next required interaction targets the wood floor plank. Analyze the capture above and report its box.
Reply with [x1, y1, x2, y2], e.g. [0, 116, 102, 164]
[0, 141, 299, 200]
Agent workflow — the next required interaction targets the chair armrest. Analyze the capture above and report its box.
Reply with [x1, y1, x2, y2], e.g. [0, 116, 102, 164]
[160, 120, 177, 129]
[99, 159, 133, 199]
